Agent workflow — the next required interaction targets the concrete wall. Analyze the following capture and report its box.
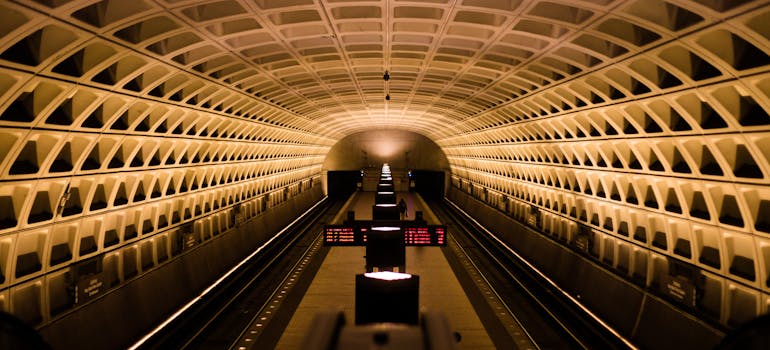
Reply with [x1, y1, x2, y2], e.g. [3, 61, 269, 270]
[38, 186, 324, 350]
[448, 187, 724, 350]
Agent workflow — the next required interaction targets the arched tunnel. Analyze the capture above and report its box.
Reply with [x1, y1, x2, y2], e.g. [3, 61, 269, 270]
[0, 0, 769, 349]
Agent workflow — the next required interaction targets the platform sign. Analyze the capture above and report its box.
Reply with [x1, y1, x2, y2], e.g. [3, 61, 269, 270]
[527, 205, 540, 228]
[574, 235, 589, 253]
[434, 226, 446, 245]
[662, 275, 696, 308]
[75, 273, 105, 304]
[183, 232, 198, 249]
[573, 224, 593, 253]
[403, 225, 446, 246]
[72, 256, 106, 305]
[403, 227, 430, 245]
[662, 258, 700, 309]
[323, 225, 356, 245]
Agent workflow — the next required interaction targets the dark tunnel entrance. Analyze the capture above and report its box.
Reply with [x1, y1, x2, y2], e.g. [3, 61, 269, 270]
[326, 170, 361, 199]
[322, 130, 450, 198]
[410, 170, 445, 199]
[327, 170, 445, 199]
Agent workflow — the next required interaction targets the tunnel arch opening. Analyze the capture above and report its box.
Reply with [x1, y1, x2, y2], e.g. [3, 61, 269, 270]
[321, 130, 450, 198]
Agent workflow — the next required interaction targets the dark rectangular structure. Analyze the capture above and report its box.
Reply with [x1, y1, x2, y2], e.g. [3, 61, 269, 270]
[374, 192, 396, 204]
[372, 204, 399, 220]
[355, 273, 419, 325]
[410, 170, 444, 198]
[366, 229, 405, 272]
[327, 170, 361, 198]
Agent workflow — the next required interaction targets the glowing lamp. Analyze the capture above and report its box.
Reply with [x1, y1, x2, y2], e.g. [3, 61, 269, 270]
[364, 271, 412, 281]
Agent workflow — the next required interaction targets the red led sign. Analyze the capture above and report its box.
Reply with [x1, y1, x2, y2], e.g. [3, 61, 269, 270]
[403, 226, 446, 246]
[323, 226, 355, 245]
[323, 224, 446, 246]
[434, 226, 445, 245]
[403, 227, 431, 245]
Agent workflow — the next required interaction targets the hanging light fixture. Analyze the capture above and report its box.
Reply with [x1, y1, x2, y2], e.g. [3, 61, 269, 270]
[384, 70, 390, 101]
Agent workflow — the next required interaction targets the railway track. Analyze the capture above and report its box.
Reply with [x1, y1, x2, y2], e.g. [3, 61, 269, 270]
[431, 198, 634, 350]
[132, 196, 344, 350]
[132, 193, 634, 350]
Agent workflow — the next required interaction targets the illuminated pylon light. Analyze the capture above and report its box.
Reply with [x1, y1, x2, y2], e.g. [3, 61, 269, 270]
[364, 271, 412, 280]
[356, 271, 419, 325]
[371, 225, 400, 230]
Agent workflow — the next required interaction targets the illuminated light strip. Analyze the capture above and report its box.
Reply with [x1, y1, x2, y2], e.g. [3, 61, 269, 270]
[446, 200, 638, 350]
[364, 271, 412, 280]
[375, 203, 396, 207]
[377, 191, 394, 194]
[371, 226, 400, 231]
[128, 197, 329, 350]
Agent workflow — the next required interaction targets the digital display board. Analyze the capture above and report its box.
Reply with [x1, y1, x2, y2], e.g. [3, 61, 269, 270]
[404, 226, 446, 246]
[324, 223, 446, 246]
[403, 227, 430, 245]
[434, 226, 446, 245]
[324, 225, 367, 245]
[360, 227, 368, 243]
[323, 225, 356, 245]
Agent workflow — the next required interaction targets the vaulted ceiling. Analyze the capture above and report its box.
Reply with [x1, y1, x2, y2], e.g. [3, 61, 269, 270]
[3, 0, 770, 336]
[5, 0, 766, 140]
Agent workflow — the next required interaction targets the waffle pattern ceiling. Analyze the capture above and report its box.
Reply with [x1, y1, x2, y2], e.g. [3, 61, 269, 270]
[3, 0, 770, 337]
[5, 0, 764, 139]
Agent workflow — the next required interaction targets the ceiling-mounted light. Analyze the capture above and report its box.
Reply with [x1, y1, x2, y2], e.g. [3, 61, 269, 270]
[383, 70, 390, 81]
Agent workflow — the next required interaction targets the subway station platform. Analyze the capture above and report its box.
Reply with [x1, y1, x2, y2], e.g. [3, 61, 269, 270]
[274, 191, 495, 349]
